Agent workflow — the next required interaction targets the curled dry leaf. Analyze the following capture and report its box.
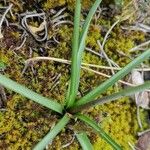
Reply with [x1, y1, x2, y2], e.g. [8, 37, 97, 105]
[136, 131, 150, 150]
[131, 70, 150, 109]
[28, 21, 46, 34]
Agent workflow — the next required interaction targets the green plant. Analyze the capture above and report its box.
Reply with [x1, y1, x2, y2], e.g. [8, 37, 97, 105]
[0, 0, 150, 149]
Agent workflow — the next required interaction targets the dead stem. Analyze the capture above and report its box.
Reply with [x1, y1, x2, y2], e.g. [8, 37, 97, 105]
[128, 142, 136, 150]
[61, 134, 75, 148]
[130, 40, 150, 52]
[15, 36, 27, 50]
[85, 47, 103, 57]
[52, 7, 66, 19]
[98, 40, 116, 75]
[24, 56, 150, 92]
[53, 20, 73, 28]
[102, 20, 120, 48]
[138, 128, 150, 136]
[50, 73, 61, 91]
[98, 20, 120, 68]
[137, 106, 143, 129]
[0, 4, 13, 38]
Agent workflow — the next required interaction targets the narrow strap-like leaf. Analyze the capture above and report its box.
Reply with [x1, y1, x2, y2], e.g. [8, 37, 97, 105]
[66, 0, 81, 107]
[70, 0, 102, 107]
[0, 75, 63, 114]
[74, 49, 150, 107]
[76, 114, 122, 150]
[70, 81, 150, 113]
[79, 0, 102, 53]
[76, 132, 93, 150]
[33, 114, 70, 150]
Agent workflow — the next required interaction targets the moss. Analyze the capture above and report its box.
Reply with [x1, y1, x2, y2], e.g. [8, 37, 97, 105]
[86, 25, 102, 51]
[0, 1, 149, 149]
[0, 94, 59, 149]
[92, 97, 148, 150]
[42, 0, 132, 11]
[42, 0, 96, 11]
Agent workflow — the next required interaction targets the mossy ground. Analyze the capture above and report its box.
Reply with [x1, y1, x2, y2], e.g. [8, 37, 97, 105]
[0, 0, 149, 149]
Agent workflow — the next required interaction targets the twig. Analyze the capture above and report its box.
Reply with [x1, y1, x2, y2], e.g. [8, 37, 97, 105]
[130, 40, 150, 52]
[98, 21, 119, 89]
[137, 23, 150, 32]
[52, 7, 66, 19]
[98, 40, 119, 92]
[25, 56, 150, 72]
[102, 20, 120, 48]
[61, 134, 75, 148]
[128, 142, 136, 150]
[98, 40, 116, 75]
[53, 20, 73, 28]
[52, 14, 69, 23]
[138, 128, 150, 136]
[122, 23, 150, 33]
[21, 47, 36, 75]
[100, 19, 120, 68]
[53, 36, 60, 44]
[50, 73, 61, 91]
[15, 36, 27, 50]
[24, 56, 150, 92]
[137, 106, 143, 130]
[85, 47, 103, 57]
[0, 4, 13, 38]
[81, 66, 145, 88]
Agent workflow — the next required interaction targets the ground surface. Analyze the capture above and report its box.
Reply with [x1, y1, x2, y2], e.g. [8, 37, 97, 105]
[0, 0, 150, 149]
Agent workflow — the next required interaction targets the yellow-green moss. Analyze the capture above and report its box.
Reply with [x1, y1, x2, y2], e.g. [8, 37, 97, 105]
[91, 97, 148, 150]
[0, 2, 149, 149]
[42, 0, 96, 11]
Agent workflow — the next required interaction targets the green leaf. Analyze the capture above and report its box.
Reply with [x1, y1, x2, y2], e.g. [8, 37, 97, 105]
[70, 81, 150, 113]
[0, 75, 63, 114]
[33, 114, 70, 150]
[73, 49, 150, 107]
[76, 132, 93, 150]
[76, 114, 122, 150]
[66, 0, 81, 107]
[79, 0, 102, 49]
[76, 0, 102, 100]
[66, 0, 102, 108]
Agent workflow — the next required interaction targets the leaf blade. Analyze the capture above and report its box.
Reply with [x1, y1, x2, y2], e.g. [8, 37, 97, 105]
[66, 0, 81, 107]
[72, 0, 102, 107]
[68, 0, 102, 107]
[76, 114, 122, 150]
[70, 81, 150, 113]
[76, 132, 93, 150]
[90, 81, 150, 106]
[33, 114, 70, 150]
[0, 75, 63, 114]
[74, 49, 150, 107]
